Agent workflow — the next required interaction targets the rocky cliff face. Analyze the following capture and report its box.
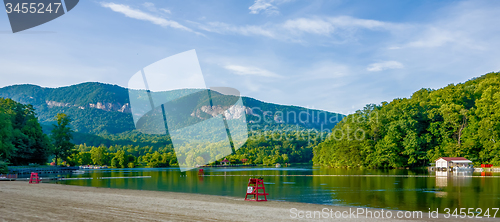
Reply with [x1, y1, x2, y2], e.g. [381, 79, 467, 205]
[46, 101, 72, 108]
[191, 105, 252, 120]
[88, 102, 131, 113]
[45, 100, 131, 113]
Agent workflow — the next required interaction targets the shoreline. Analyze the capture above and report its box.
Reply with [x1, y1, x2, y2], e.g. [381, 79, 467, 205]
[0, 181, 495, 221]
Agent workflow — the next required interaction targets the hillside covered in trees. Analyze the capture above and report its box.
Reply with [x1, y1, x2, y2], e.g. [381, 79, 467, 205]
[0, 82, 341, 168]
[314, 72, 500, 168]
[0, 82, 343, 134]
[0, 98, 52, 170]
[66, 130, 322, 168]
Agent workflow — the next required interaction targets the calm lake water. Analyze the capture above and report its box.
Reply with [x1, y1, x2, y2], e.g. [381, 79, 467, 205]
[53, 166, 500, 213]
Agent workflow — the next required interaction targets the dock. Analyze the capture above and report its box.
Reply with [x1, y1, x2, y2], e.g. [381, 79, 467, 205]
[1, 175, 151, 181]
[0, 176, 62, 181]
[201, 164, 258, 168]
[8, 166, 80, 175]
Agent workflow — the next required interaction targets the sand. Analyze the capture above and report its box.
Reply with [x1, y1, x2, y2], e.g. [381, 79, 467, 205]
[0, 181, 495, 221]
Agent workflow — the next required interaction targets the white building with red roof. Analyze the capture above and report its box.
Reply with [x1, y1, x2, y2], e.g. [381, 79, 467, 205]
[435, 157, 473, 169]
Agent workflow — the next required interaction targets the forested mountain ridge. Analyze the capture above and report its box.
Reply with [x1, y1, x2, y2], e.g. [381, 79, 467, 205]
[0, 82, 343, 135]
[313, 72, 500, 168]
[0, 83, 134, 134]
[0, 82, 129, 108]
[0, 82, 343, 167]
[0, 82, 343, 134]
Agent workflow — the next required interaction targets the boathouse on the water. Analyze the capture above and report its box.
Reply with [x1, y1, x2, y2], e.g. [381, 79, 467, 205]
[435, 157, 472, 169]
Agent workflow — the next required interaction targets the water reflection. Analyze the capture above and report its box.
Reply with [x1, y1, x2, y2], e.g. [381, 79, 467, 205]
[435, 171, 448, 187]
[55, 166, 500, 213]
[435, 171, 472, 187]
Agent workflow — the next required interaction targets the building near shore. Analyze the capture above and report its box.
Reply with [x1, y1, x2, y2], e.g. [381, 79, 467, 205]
[435, 157, 472, 170]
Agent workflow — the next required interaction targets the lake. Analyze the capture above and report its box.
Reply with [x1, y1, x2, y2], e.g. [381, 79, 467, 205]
[54, 166, 500, 213]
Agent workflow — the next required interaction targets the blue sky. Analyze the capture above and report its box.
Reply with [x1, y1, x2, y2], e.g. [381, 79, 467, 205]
[1, 0, 500, 114]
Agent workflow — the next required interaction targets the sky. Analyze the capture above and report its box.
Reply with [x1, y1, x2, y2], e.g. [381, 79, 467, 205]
[1, 0, 500, 114]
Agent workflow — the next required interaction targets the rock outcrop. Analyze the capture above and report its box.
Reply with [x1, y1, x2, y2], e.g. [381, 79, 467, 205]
[45, 100, 131, 113]
[191, 105, 252, 120]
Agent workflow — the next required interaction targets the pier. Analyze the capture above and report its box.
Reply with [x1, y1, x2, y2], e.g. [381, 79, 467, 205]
[0, 175, 62, 181]
[8, 166, 80, 175]
[201, 164, 258, 168]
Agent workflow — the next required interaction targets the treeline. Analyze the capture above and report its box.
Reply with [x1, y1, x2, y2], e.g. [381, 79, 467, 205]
[66, 144, 177, 168]
[65, 130, 324, 168]
[0, 98, 76, 173]
[71, 130, 173, 148]
[0, 98, 51, 169]
[227, 130, 321, 165]
[314, 72, 500, 168]
[0, 95, 328, 170]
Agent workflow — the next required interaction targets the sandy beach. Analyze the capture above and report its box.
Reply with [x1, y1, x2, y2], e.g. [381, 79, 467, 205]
[0, 181, 495, 222]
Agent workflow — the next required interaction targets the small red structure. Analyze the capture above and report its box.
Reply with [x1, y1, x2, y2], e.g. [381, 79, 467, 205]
[481, 164, 493, 168]
[245, 178, 268, 202]
[221, 158, 230, 165]
[29, 172, 41, 184]
[198, 169, 204, 175]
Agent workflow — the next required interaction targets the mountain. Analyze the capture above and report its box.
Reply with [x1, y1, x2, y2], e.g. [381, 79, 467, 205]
[0, 82, 343, 136]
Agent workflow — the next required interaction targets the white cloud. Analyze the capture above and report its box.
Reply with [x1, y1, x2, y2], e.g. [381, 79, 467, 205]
[197, 22, 276, 38]
[249, 0, 291, 15]
[380, 0, 500, 80]
[100, 2, 191, 32]
[305, 62, 349, 79]
[249, 0, 276, 14]
[160, 8, 171, 14]
[282, 16, 395, 35]
[387, 26, 458, 50]
[366, 61, 404, 72]
[406, 28, 454, 48]
[142, 2, 156, 12]
[142, 2, 171, 14]
[328, 16, 392, 29]
[388, 3, 493, 50]
[282, 18, 334, 35]
[198, 16, 401, 42]
[224, 65, 282, 78]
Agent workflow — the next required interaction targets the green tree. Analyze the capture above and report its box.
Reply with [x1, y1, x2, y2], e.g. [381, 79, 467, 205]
[0, 111, 14, 162]
[51, 113, 75, 165]
[0, 160, 8, 174]
[90, 145, 108, 166]
[0, 98, 52, 165]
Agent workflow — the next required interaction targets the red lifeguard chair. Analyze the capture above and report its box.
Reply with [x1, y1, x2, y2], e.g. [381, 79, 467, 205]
[29, 172, 41, 184]
[245, 178, 268, 201]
